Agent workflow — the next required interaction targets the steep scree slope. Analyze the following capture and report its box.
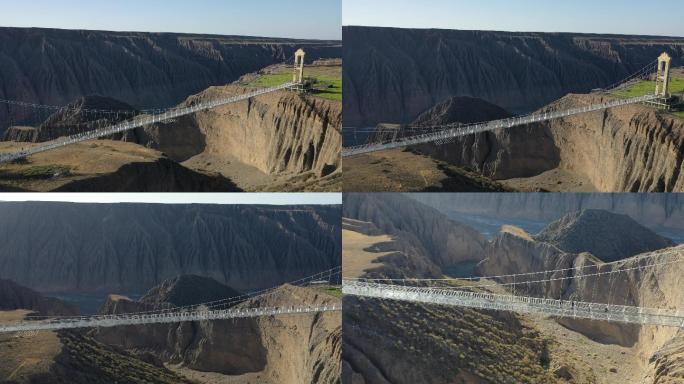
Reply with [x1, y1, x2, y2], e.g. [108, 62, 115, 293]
[535, 209, 674, 261]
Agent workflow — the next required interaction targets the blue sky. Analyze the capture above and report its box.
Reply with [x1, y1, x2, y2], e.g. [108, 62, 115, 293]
[0, 193, 342, 205]
[344, 0, 684, 37]
[0, 0, 341, 40]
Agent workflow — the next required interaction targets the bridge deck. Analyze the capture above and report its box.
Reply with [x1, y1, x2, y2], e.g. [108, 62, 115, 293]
[0, 304, 340, 333]
[342, 94, 658, 157]
[343, 281, 684, 328]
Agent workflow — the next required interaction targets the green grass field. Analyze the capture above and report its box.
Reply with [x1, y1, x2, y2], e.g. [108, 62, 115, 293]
[250, 66, 342, 101]
[611, 77, 684, 98]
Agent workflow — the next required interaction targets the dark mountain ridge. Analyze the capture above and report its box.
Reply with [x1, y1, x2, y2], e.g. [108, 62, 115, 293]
[410, 193, 684, 232]
[0, 27, 341, 135]
[0, 202, 341, 293]
[343, 26, 684, 126]
[535, 209, 674, 261]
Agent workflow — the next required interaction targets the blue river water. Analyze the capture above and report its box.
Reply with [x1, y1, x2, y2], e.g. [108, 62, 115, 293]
[46, 292, 144, 315]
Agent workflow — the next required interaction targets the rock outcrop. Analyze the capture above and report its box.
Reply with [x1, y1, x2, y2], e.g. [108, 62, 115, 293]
[0, 279, 78, 316]
[412, 96, 512, 126]
[535, 209, 675, 261]
[141, 86, 341, 178]
[407, 92, 684, 191]
[2, 126, 37, 142]
[343, 26, 684, 126]
[139, 275, 243, 309]
[34, 96, 139, 142]
[0, 27, 341, 136]
[0, 202, 341, 293]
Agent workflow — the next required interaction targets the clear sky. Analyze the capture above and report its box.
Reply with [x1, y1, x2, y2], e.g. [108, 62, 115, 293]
[0, 0, 341, 40]
[0, 193, 342, 205]
[344, 0, 684, 37]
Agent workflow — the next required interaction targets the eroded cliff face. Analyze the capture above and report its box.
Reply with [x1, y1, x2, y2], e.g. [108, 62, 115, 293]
[534, 209, 675, 262]
[0, 27, 341, 135]
[93, 284, 341, 384]
[0, 202, 341, 293]
[541, 94, 684, 192]
[343, 26, 684, 126]
[478, 227, 684, 381]
[140, 86, 341, 179]
[410, 93, 684, 192]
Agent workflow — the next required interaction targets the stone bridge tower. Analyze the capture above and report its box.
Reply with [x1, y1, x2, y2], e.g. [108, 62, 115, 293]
[655, 52, 671, 98]
[293, 49, 306, 84]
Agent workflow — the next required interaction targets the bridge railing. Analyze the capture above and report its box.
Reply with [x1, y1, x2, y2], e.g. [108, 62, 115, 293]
[0, 303, 341, 333]
[342, 280, 684, 328]
[0, 82, 297, 164]
[342, 93, 659, 157]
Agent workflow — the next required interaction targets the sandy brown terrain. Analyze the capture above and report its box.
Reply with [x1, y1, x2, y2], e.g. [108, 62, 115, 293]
[0, 140, 235, 191]
[342, 149, 510, 192]
[501, 168, 598, 192]
[0, 311, 60, 382]
[342, 229, 393, 278]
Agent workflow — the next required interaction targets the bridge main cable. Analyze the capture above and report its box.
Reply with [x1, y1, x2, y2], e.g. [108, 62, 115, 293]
[0, 304, 340, 333]
[342, 280, 684, 328]
[342, 93, 658, 157]
[0, 82, 296, 164]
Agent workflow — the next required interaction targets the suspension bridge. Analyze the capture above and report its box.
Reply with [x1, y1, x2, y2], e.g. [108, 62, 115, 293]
[343, 53, 676, 157]
[0, 266, 342, 334]
[342, 249, 684, 328]
[0, 50, 309, 164]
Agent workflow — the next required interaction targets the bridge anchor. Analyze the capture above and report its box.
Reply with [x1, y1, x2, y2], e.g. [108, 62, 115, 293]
[291, 48, 309, 93]
[649, 52, 676, 110]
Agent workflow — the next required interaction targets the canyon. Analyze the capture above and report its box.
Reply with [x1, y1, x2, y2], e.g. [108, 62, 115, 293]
[342, 193, 684, 383]
[0, 27, 341, 136]
[0, 28, 342, 192]
[343, 26, 684, 126]
[342, 26, 684, 193]
[0, 276, 341, 384]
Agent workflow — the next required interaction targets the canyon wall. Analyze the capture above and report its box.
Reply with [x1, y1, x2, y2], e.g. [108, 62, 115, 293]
[411, 193, 684, 231]
[0, 27, 341, 135]
[94, 281, 341, 384]
[0, 202, 341, 293]
[142, 86, 341, 177]
[343, 26, 684, 126]
[405, 93, 684, 192]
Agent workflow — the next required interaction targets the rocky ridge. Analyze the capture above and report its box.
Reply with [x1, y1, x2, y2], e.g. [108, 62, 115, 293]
[0, 279, 78, 316]
[535, 209, 675, 261]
